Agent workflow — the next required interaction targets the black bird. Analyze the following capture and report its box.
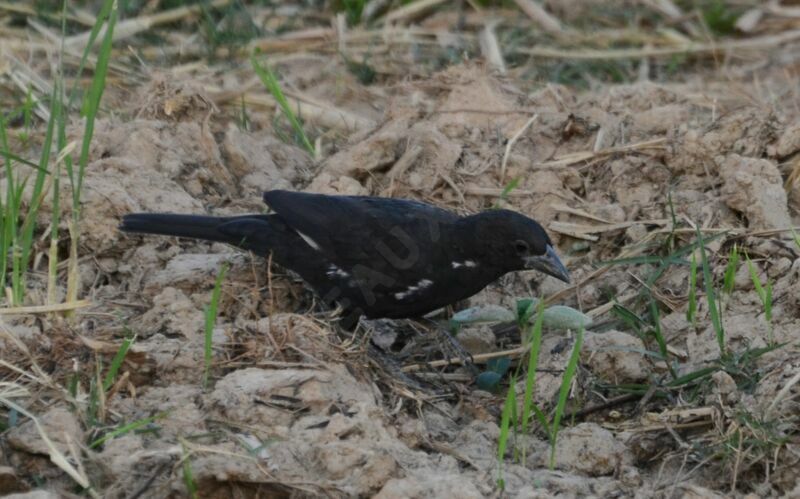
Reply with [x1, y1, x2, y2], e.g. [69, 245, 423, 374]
[120, 190, 569, 321]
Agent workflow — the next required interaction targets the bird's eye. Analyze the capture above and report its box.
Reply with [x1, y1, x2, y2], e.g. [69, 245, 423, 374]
[514, 240, 529, 255]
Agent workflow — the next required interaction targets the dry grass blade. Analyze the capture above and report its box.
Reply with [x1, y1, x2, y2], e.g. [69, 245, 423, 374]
[0, 299, 91, 315]
[0, 381, 30, 399]
[765, 368, 800, 419]
[64, 0, 233, 49]
[516, 28, 800, 59]
[479, 20, 506, 75]
[464, 186, 535, 197]
[382, 0, 449, 25]
[207, 84, 374, 132]
[549, 219, 670, 239]
[0, 397, 98, 497]
[533, 138, 667, 169]
[0, 326, 60, 390]
[514, 0, 565, 35]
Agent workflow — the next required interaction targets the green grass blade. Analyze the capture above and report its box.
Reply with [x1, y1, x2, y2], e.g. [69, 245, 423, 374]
[181, 442, 199, 499]
[521, 300, 545, 435]
[722, 244, 739, 295]
[14, 83, 59, 304]
[48, 82, 66, 305]
[203, 264, 228, 389]
[648, 300, 676, 379]
[746, 256, 765, 303]
[90, 411, 167, 448]
[667, 366, 719, 387]
[66, 0, 115, 110]
[250, 54, 315, 156]
[764, 279, 772, 324]
[0, 150, 41, 170]
[695, 226, 724, 354]
[102, 335, 135, 391]
[21, 86, 33, 143]
[0, 116, 13, 293]
[493, 177, 520, 209]
[64, 0, 117, 312]
[73, 0, 117, 212]
[611, 303, 646, 333]
[549, 327, 583, 469]
[687, 252, 697, 325]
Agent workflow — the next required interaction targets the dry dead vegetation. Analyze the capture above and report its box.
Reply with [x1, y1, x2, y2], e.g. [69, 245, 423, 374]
[1, 0, 800, 498]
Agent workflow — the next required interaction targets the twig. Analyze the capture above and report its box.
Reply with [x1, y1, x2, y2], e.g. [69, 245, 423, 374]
[463, 186, 534, 197]
[402, 344, 529, 372]
[501, 114, 538, 182]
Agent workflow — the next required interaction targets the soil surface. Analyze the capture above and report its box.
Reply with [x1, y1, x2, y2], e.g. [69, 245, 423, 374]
[2, 2, 800, 498]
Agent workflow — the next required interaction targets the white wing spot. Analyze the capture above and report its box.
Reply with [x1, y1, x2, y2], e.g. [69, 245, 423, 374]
[452, 260, 478, 269]
[394, 279, 435, 300]
[326, 264, 350, 279]
[296, 230, 321, 251]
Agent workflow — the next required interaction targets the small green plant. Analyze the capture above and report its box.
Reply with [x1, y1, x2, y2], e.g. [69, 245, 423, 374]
[702, 0, 742, 36]
[85, 333, 134, 426]
[476, 358, 511, 392]
[199, 0, 261, 53]
[746, 256, 773, 345]
[343, 54, 377, 85]
[203, 264, 228, 389]
[236, 94, 250, 132]
[0, 84, 57, 305]
[722, 244, 739, 296]
[496, 301, 584, 476]
[340, 0, 366, 26]
[493, 177, 520, 209]
[251, 54, 315, 156]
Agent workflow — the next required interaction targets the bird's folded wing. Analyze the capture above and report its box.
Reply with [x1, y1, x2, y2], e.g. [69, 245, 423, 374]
[262, 190, 458, 289]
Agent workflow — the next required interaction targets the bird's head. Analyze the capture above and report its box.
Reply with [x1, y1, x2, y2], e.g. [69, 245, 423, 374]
[470, 210, 570, 283]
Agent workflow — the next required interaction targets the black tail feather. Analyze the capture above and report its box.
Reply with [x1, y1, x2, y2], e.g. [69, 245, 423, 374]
[120, 213, 242, 246]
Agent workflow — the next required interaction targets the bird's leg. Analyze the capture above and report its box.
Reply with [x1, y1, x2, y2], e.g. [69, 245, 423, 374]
[367, 343, 428, 391]
[418, 319, 480, 376]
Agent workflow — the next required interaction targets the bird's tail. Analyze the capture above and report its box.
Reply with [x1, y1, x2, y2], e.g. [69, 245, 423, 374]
[120, 213, 269, 250]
